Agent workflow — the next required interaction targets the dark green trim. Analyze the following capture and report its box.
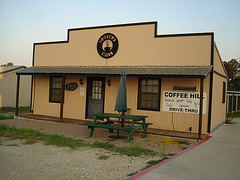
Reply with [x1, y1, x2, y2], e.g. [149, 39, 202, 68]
[213, 70, 227, 79]
[207, 34, 214, 133]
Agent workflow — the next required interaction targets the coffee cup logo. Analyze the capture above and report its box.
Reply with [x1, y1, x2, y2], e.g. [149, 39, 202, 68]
[97, 33, 119, 58]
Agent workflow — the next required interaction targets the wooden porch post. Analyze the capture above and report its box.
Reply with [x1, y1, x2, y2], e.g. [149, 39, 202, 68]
[15, 75, 20, 116]
[198, 78, 204, 140]
[60, 75, 65, 122]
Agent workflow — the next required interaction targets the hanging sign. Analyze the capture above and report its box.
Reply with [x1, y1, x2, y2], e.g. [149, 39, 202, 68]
[162, 91, 207, 114]
[97, 33, 119, 58]
[65, 82, 78, 91]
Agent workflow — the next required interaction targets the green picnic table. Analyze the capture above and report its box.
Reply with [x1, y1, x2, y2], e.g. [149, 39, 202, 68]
[84, 113, 151, 143]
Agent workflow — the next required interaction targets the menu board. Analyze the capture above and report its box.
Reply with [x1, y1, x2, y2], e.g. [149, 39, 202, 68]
[162, 91, 207, 114]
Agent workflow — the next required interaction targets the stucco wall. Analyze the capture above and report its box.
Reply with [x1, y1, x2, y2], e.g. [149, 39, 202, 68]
[63, 76, 87, 120]
[211, 73, 227, 131]
[34, 23, 212, 67]
[213, 44, 227, 76]
[209, 44, 227, 132]
[33, 76, 60, 116]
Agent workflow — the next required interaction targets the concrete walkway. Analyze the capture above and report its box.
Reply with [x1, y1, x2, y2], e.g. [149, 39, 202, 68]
[129, 118, 240, 180]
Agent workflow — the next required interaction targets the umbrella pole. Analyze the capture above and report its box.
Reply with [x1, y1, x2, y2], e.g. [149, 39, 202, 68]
[117, 112, 125, 138]
[117, 112, 121, 138]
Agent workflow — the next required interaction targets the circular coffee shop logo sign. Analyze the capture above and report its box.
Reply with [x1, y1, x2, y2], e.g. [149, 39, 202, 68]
[97, 33, 119, 58]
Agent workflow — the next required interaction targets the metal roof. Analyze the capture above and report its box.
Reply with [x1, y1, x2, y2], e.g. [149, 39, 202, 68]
[16, 66, 212, 78]
[0, 66, 26, 74]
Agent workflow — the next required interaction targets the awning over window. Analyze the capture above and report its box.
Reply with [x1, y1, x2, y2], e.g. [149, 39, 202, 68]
[16, 65, 212, 78]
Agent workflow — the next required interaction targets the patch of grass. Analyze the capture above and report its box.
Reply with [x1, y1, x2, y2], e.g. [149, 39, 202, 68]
[127, 153, 176, 177]
[6, 136, 18, 140]
[7, 143, 19, 146]
[229, 111, 240, 118]
[98, 155, 109, 160]
[92, 142, 155, 157]
[0, 115, 14, 120]
[0, 124, 88, 149]
[18, 107, 31, 114]
[147, 159, 163, 166]
[226, 112, 240, 123]
[23, 139, 38, 145]
[0, 124, 44, 140]
[127, 171, 139, 177]
[0, 124, 155, 156]
[44, 134, 88, 149]
[0, 107, 30, 119]
[225, 115, 235, 124]
[115, 145, 155, 156]
[143, 153, 174, 169]
[92, 142, 115, 150]
[177, 140, 191, 145]
[0, 106, 30, 113]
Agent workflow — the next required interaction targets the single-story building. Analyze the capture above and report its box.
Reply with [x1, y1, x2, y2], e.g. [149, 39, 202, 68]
[16, 21, 227, 137]
[0, 66, 31, 108]
[227, 91, 240, 114]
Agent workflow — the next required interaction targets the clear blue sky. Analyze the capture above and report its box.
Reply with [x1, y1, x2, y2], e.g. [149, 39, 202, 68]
[0, 0, 239, 66]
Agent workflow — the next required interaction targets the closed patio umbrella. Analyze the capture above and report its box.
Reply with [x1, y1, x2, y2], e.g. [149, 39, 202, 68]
[115, 70, 127, 113]
[113, 70, 127, 138]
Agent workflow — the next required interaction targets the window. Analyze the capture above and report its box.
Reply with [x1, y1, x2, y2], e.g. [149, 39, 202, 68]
[173, 85, 197, 92]
[138, 78, 160, 111]
[237, 96, 240, 111]
[91, 80, 102, 100]
[49, 76, 63, 103]
[222, 82, 226, 103]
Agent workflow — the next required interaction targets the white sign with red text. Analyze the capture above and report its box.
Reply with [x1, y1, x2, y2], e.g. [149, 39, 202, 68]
[162, 91, 207, 114]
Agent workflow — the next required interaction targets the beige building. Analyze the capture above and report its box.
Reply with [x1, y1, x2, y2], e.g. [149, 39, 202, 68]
[16, 22, 227, 135]
[0, 66, 31, 108]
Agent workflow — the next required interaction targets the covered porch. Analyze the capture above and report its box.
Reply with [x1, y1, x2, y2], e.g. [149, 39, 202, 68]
[15, 113, 208, 140]
[15, 65, 212, 140]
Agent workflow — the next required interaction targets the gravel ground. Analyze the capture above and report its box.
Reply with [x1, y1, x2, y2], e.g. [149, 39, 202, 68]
[0, 119, 196, 180]
[0, 138, 161, 180]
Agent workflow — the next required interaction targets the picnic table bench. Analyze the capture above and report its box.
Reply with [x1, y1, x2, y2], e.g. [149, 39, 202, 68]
[84, 113, 151, 143]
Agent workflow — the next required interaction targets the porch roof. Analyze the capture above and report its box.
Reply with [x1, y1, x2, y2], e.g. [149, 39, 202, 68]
[16, 65, 212, 78]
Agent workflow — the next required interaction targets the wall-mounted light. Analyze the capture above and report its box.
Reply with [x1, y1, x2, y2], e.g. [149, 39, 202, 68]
[79, 79, 83, 85]
[107, 80, 111, 86]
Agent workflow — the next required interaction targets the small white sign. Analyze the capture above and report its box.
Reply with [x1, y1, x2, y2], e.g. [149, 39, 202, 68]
[162, 91, 207, 114]
[80, 87, 85, 96]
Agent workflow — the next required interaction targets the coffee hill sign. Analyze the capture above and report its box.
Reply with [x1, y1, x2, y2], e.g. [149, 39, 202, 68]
[97, 33, 119, 58]
[162, 91, 207, 114]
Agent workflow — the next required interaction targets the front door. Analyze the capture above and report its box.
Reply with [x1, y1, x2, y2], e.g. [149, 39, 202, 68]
[86, 77, 105, 119]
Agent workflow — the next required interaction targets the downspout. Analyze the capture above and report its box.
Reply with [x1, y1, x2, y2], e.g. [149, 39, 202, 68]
[198, 78, 204, 140]
[16, 75, 20, 116]
[60, 75, 65, 122]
